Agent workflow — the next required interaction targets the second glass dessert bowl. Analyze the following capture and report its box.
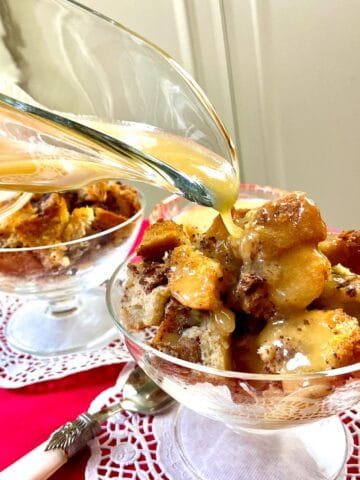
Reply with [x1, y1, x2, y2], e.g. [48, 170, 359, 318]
[0, 191, 144, 356]
[107, 185, 360, 480]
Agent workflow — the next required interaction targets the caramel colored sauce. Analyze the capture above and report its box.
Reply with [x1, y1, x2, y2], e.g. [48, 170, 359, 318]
[257, 311, 337, 373]
[212, 308, 236, 334]
[0, 121, 239, 221]
[168, 245, 223, 311]
[175, 198, 266, 235]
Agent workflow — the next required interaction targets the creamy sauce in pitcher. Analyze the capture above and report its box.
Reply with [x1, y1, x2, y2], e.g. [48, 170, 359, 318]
[0, 119, 241, 232]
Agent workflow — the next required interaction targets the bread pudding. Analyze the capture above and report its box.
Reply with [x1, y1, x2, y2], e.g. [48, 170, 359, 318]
[120, 192, 360, 374]
[0, 181, 141, 277]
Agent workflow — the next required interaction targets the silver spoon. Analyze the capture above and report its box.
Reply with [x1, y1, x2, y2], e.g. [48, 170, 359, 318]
[0, 366, 174, 480]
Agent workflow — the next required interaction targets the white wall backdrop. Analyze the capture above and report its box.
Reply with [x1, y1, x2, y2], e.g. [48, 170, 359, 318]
[82, 0, 359, 229]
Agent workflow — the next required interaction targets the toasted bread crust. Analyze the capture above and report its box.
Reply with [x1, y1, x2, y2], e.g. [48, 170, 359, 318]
[137, 220, 188, 260]
[0, 181, 141, 275]
[120, 191, 360, 374]
[319, 230, 360, 274]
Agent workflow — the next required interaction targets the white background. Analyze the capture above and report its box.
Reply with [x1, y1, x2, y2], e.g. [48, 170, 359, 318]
[81, 0, 359, 228]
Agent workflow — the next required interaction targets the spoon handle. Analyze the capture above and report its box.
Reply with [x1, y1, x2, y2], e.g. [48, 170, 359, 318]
[0, 441, 67, 480]
[0, 412, 101, 480]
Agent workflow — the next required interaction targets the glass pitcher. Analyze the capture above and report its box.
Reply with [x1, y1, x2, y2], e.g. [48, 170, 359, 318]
[0, 0, 239, 215]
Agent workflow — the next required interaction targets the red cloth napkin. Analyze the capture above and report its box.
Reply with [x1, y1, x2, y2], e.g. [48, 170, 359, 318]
[0, 364, 123, 477]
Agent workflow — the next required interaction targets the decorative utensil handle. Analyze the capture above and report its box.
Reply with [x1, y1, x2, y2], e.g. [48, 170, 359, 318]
[0, 442, 67, 480]
[0, 413, 100, 479]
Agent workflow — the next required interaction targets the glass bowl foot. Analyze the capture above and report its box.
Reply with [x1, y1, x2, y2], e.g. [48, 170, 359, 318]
[172, 407, 348, 480]
[6, 288, 117, 356]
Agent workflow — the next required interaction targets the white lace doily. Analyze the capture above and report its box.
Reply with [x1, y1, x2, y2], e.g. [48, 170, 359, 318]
[86, 364, 360, 480]
[0, 295, 132, 388]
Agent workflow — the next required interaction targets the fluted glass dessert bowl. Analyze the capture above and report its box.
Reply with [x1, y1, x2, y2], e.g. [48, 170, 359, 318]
[0, 191, 144, 356]
[107, 185, 360, 480]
